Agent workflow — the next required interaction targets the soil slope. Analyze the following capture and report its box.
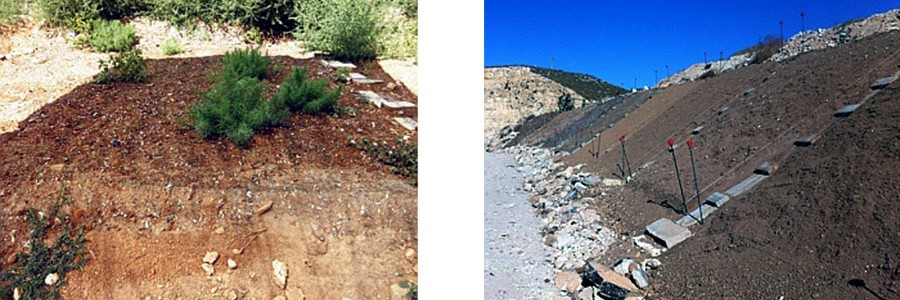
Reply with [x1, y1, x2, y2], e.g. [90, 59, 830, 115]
[0, 56, 418, 299]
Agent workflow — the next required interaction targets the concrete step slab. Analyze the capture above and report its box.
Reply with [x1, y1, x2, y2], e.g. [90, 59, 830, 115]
[394, 117, 417, 131]
[834, 104, 861, 117]
[754, 161, 779, 175]
[676, 204, 718, 227]
[725, 174, 768, 197]
[358, 90, 385, 108]
[349, 72, 367, 80]
[382, 99, 416, 108]
[705, 192, 731, 207]
[645, 218, 692, 248]
[691, 126, 704, 135]
[794, 133, 822, 147]
[353, 78, 384, 84]
[319, 60, 356, 69]
[871, 76, 893, 89]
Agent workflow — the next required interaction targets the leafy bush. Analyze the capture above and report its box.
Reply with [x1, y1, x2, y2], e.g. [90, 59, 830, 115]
[147, 0, 214, 26]
[393, 0, 416, 18]
[379, 7, 417, 59]
[188, 75, 275, 146]
[97, 0, 149, 19]
[271, 67, 342, 115]
[0, 0, 23, 24]
[93, 48, 147, 83]
[295, 0, 379, 61]
[40, 0, 100, 33]
[219, 0, 299, 34]
[161, 37, 183, 55]
[0, 186, 89, 300]
[88, 19, 136, 52]
[557, 92, 574, 112]
[349, 136, 417, 185]
[220, 47, 270, 79]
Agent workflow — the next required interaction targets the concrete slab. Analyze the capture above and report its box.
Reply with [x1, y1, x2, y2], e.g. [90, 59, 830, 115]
[353, 78, 384, 84]
[382, 100, 416, 108]
[358, 90, 384, 108]
[319, 60, 356, 69]
[871, 76, 893, 89]
[754, 161, 779, 175]
[794, 133, 822, 147]
[834, 104, 861, 117]
[725, 174, 768, 197]
[590, 262, 638, 292]
[691, 126, 704, 135]
[349, 72, 367, 80]
[394, 117, 417, 131]
[645, 218, 692, 248]
[705, 192, 731, 207]
[676, 204, 718, 227]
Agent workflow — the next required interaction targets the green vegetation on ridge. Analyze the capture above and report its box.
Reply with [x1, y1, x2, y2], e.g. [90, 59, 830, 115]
[529, 66, 627, 102]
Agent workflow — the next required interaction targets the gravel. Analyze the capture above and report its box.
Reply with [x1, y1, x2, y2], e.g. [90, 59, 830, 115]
[484, 152, 567, 300]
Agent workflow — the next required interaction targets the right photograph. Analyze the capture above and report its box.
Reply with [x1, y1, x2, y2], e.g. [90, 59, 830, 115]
[485, 2, 900, 299]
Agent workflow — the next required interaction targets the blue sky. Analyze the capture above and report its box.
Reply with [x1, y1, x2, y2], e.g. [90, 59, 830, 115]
[485, 1, 900, 89]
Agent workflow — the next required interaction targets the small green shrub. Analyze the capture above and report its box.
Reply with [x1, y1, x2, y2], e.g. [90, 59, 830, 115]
[557, 92, 574, 112]
[0, 186, 89, 300]
[271, 67, 342, 115]
[93, 48, 147, 83]
[0, 0, 23, 24]
[40, 0, 100, 33]
[295, 0, 379, 61]
[220, 47, 270, 79]
[393, 0, 416, 18]
[88, 19, 136, 52]
[161, 38, 184, 55]
[399, 281, 418, 300]
[349, 136, 417, 185]
[188, 76, 275, 146]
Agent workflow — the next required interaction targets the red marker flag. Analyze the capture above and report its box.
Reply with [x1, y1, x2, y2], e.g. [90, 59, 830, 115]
[687, 140, 694, 147]
[668, 139, 675, 147]
[619, 135, 626, 142]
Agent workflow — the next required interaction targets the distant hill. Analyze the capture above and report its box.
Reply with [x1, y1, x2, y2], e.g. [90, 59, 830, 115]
[528, 66, 627, 101]
[483, 65, 626, 144]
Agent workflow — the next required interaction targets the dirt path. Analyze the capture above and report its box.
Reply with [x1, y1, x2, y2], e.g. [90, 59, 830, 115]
[484, 152, 567, 300]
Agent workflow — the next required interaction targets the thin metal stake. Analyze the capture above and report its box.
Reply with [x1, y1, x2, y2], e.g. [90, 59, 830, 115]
[620, 135, 632, 181]
[687, 140, 703, 224]
[669, 140, 688, 215]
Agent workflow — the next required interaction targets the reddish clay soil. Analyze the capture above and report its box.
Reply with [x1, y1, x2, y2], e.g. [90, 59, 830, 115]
[508, 30, 900, 298]
[0, 56, 417, 299]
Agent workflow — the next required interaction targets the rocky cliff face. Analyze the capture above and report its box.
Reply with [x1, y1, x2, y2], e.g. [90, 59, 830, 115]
[484, 66, 586, 143]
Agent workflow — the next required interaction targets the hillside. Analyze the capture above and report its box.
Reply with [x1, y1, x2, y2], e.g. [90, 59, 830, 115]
[483, 65, 625, 144]
[529, 66, 627, 102]
[492, 24, 900, 299]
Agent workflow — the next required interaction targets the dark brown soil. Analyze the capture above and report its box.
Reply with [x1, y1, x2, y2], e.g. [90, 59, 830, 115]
[508, 30, 900, 298]
[0, 55, 418, 299]
[653, 80, 900, 300]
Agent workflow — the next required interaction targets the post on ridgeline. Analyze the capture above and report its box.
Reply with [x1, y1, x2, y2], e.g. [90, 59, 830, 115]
[668, 139, 689, 215]
[687, 140, 703, 224]
[620, 135, 632, 182]
[665, 65, 669, 77]
[779, 20, 785, 45]
[655, 69, 658, 84]
[801, 12, 806, 32]
[704, 51, 707, 64]
[595, 130, 602, 170]
[719, 51, 723, 62]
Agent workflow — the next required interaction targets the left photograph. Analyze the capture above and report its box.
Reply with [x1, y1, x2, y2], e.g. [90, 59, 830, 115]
[0, 0, 418, 299]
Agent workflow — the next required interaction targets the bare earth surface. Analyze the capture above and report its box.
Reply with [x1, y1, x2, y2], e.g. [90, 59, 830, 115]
[0, 19, 418, 300]
[484, 152, 567, 300]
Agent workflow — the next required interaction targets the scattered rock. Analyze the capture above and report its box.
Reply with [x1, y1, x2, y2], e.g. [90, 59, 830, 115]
[6, 253, 17, 265]
[227, 289, 238, 300]
[632, 235, 664, 257]
[630, 268, 650, 289]
[272, 259, 288, 289]
[227, 258, 238, 269]
[213, 227, 225, 235]
[601, 178, 624, 186]
[256, 200, 274, 215]
[44, 273, 59, 286]
[597, 281, 630, 300]
[273, 296, 286, 300]
[202, 251, 219, 264]
[201, 263, 214, 276]
[642, 258, 662, 270]
[390, 283, 409, 300]
[613, 258, 639, 276]
[13, 287, 21, 300]
[555, 271, 581, 293]
[577, 287, 594, 300]
[232, 248, 243, 255]
[405, 248, 416, 262]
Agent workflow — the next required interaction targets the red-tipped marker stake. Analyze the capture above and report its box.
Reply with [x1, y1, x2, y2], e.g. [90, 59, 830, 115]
[687, 140, 704, 224]
[668, 139, 689, 216]
[620, 135, 632, 181]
